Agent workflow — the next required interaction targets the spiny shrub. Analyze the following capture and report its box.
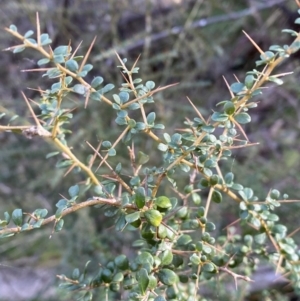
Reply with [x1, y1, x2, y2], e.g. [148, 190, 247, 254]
[1, 8, 300, 301]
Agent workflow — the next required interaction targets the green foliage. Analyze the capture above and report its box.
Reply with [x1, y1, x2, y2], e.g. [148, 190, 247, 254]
[1, 8, 300, 301]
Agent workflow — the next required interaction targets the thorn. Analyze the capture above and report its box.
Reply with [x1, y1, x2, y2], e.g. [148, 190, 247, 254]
[186, 96, 207, 124]
[222, 76, 234, 98]
[79, 36, 97, 73]
[243, 30, 264, 56]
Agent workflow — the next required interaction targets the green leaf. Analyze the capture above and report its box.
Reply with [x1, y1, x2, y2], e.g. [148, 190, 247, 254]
[138, 268, 149, 295]
[33, 209, 48, 218]
[9, 24, 18, 32]
[4, 212, 10, 223]
[177, 234, 192, 246]
[159, 250, 173, 266]
[231, 82, 246, 94]
[82, 64, 93, 72]
[55, 219, 64, 232]
[268, 76, 283, 85]
[270, 189, 280, 200]
[192, 193, 201, 205]
[158, 143, 168, 152]
[102, 141, 111, 148]
[136, 252, 154, 266]
[144, 209, 163, 227]
[113, 272, 124, 283]
[53, 54, 65, 63]
[211, 112, 228, 122]
[148, 275, 158, 290]
[91, 76, 104, 88]
[234, 112, 251, 124]
[21, 223, 30, 231]
[72, 268, 80, 280]
[158, 269, 177, 286]
[13, 46, 25, 53]
[99, 83, 115, 94]
[73, 84, 86, 95]
[245, 75, 255, 89]
[68, 185, 79, 198]
[205, 222, 216, 232]
[190, 254, 201, 265]
[147, 112, 156, 125]
[40, 33, 52, 45]
[37, 58, 50, 66]
[155, 196, 172, 209]
[12, 209, 23, 226]
[108, 148, 116, 156]
[115, 214, 126, 231]
[128, 119, 136, 128]
[125, 212, 140, 223]
[104, 207, 119, 217]
[46, 151, 60, 159]
[202, 262, 215, 272]
[119, 91, 129, 103]
[224, 172, 234, 184]
[145, 81, 155, 90]
[65, 59, 79, 72]
[8, 115, 19, 123]
[137, 151, 149, 165]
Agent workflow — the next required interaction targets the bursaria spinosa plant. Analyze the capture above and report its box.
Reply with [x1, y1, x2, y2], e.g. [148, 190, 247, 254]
[1, 7, 300, 301]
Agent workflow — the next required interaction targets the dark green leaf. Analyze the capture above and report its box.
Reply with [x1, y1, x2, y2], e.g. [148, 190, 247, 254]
[224, 102, 235, 115]
[114, 254, 129, 270]
[212, 190, 222, 203]
[135, 187, 146, 209]
[158, 269, 177, 286]
[138, 268, 149, 295]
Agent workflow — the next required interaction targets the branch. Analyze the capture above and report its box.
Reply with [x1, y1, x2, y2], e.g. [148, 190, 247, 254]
[0, 197, 135, 236]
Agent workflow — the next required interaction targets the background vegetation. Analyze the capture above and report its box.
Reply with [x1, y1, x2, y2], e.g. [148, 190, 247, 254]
[0, 0, 300, 300]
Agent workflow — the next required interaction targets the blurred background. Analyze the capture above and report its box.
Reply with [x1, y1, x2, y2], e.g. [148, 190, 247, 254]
[0, 0, 300, 300]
